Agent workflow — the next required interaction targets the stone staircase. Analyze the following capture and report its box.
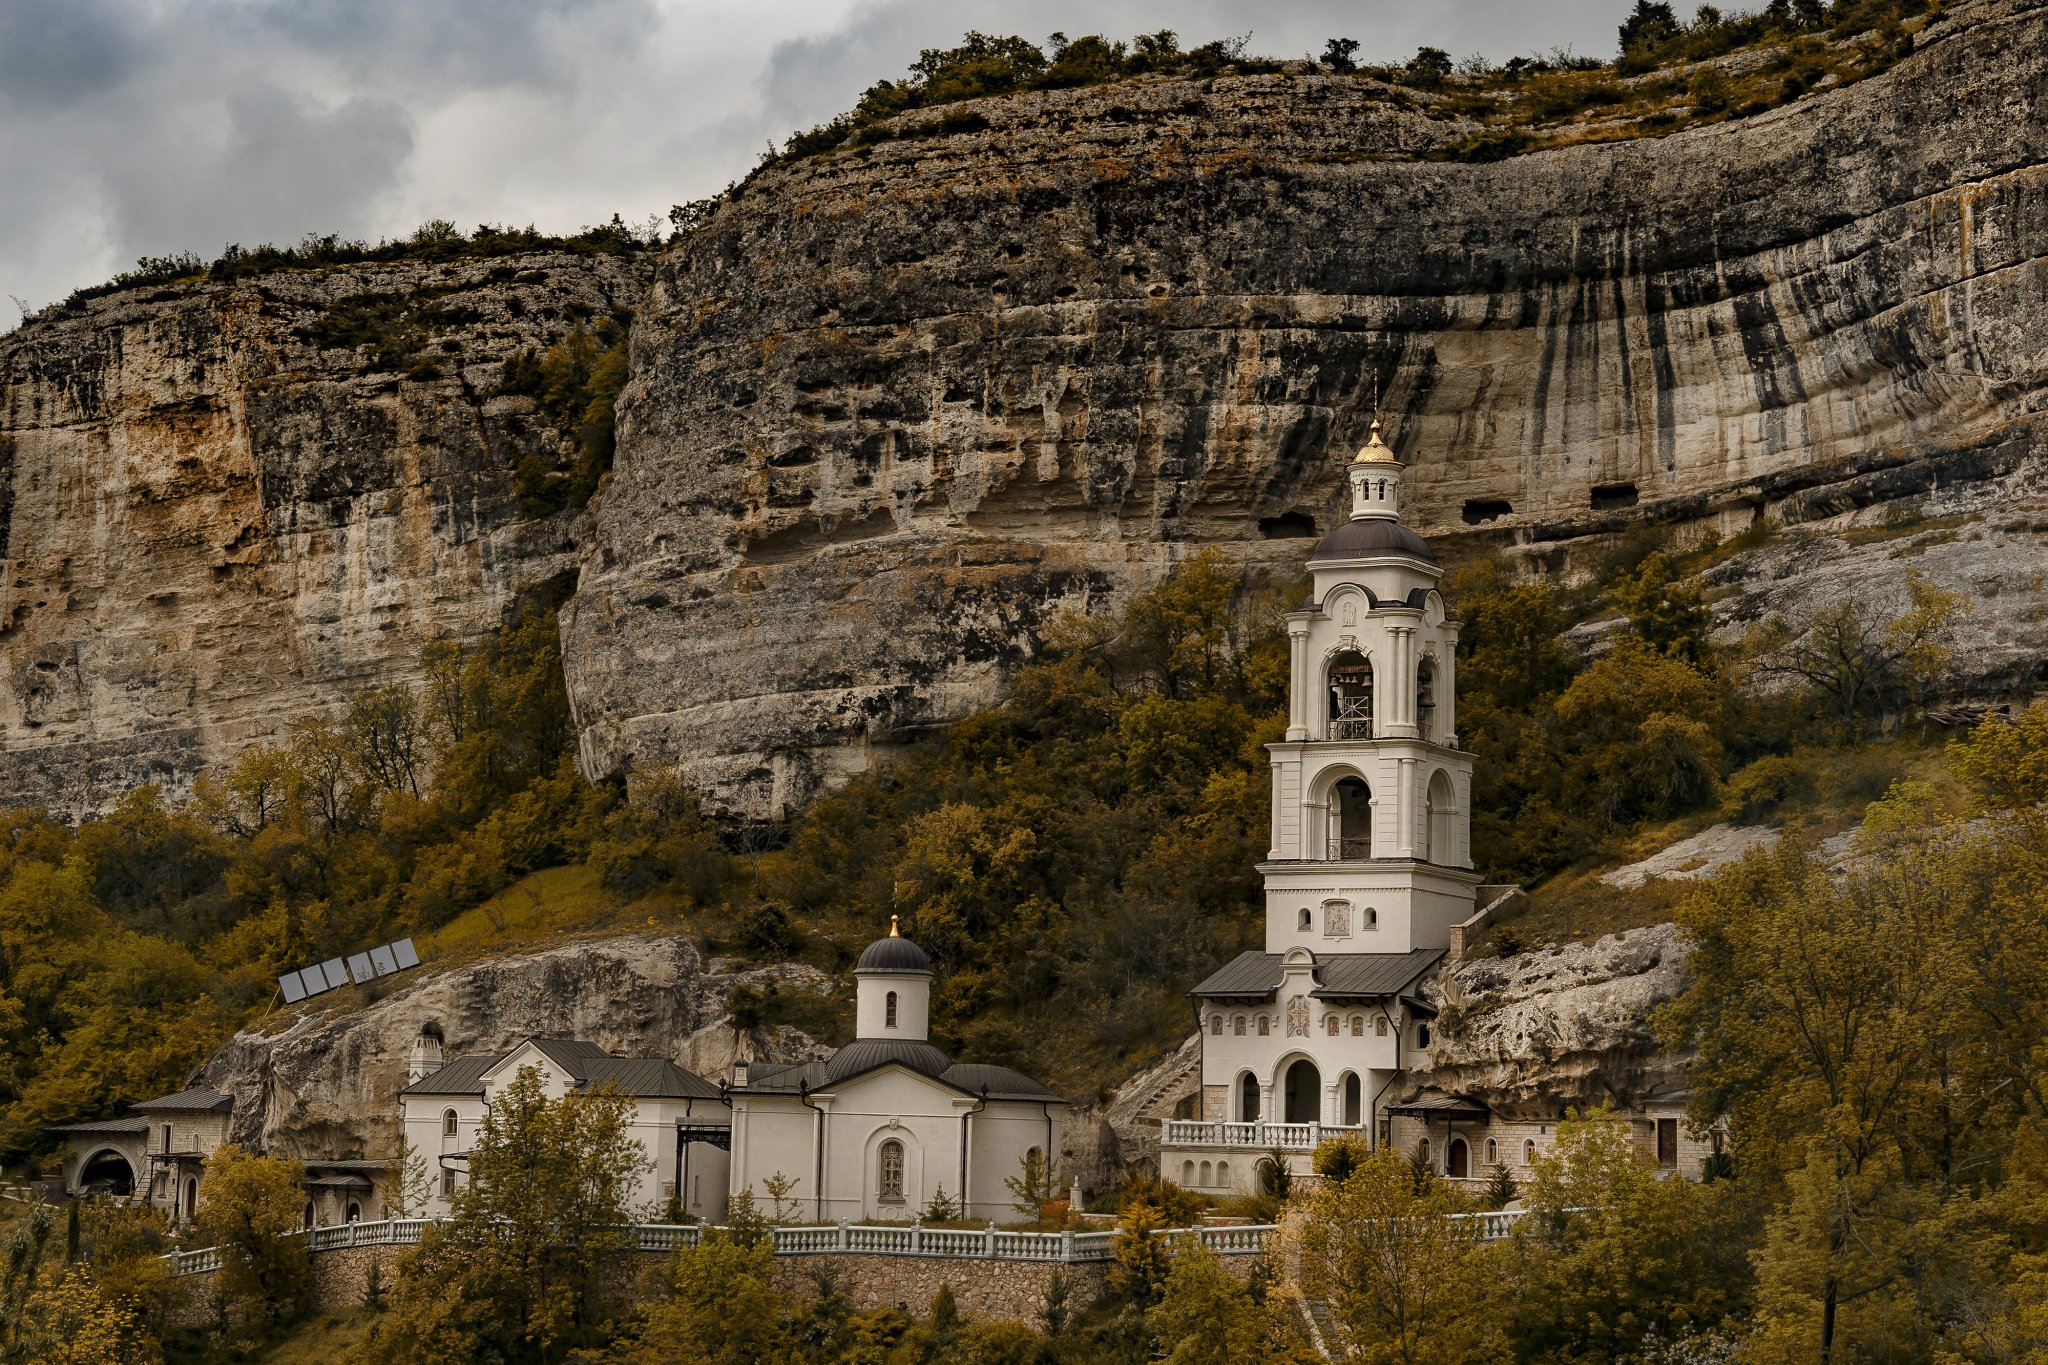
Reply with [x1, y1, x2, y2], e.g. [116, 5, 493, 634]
[1296, 1293, 1347, 1361]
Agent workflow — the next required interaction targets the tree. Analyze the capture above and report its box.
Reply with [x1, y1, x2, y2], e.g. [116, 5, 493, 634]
[1147, 1241, 1279, 1365]
[1004, 1147, 1062, 1228]
[593, 1233, 803, 1365]
[760, 1170, 801, 1224]
[1613, 551, 1713, 666]
[1295, 1148, 1505, 1365]
[381, 1133, 435, 1218]
[1320, 37, 1360, 72]
[1748, 573, 1968, 737]
[1619, 0, 1683, 50]
[1406, 46, 1454, 86]
[8, 1265, 162, 1365]
[193, 1145, 311, 1327]
[368, 1066, 645, 1362]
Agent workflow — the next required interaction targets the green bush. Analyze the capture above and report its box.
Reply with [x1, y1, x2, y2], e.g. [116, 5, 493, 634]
[1720, 755, 1813, 821]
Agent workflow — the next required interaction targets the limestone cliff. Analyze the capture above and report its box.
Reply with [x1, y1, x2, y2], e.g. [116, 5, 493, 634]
[195, 932, 828, 1158]
[0, 251, 650, 817]
[565, 0, 2048, 814]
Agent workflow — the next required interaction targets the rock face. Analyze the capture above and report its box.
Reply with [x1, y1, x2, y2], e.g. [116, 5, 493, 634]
[0, 251, 651, 817]
[565, 0, 2048, 814]
[3, 3, 2047, 817]
[1411, 924, 1693, 1116]
[195, 932, 828, 1158]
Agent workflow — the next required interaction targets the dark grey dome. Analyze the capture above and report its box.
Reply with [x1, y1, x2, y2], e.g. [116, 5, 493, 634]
[823, 1037, 954, 1085]
[856, 933, 933, 974]
[1309, 517, 1438, 566]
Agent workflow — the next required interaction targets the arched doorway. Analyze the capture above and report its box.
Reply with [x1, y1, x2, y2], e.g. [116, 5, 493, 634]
[185, 1178, 198, 1218]
[1425, 769, 1456, 864]
[1238, 1072, 1260, 1123]
[1283, 1059, 1321, 1125]
[1447, 1138, 1470, 1180]
[1330, 777, 1372, 860]
[1341, 1073, 1362, 1127]
[1327, 652, 1373, 739]
[79, 1150, 135, 1196]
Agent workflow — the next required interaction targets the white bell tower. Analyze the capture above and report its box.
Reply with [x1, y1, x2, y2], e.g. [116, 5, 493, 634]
[1262, 419, 1481, 955]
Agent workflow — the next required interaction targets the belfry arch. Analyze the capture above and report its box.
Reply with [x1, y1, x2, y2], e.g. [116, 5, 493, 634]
[1425, 769, 1458, 865]
[1325, 650, 1373, 740]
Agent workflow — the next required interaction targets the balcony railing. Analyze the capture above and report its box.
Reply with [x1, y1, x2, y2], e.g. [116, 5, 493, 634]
[1163, 1121, 1374, 1151]
[1326, 836, 1372, 861]
[1328, 717, 1373, 741]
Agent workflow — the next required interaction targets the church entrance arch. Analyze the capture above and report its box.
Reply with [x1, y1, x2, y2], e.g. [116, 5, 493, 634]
[79, 1150, 135, 1196]
[1341, 1072, 1362, 1127]
[1282, 1059, 1321, 1125]
[1447, 1138, 1470, 1180]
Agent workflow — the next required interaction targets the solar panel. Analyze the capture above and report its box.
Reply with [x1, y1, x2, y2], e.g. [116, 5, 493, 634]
[392, 939, 419, 970]
[347, 953, 375, 984]
[299, 966, 330, 998]
[319, 958, 346, 990]
[280, 938, 422, 1007]
[369, 944, 397, 975]
[279, 973, 307, 1003]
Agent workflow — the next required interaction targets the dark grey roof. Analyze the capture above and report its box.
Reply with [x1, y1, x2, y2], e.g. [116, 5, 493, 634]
[525, 1038, 616, 1074]
[1386, 1095, 1490, 1119]
[399, 1055, 500, 1097]
[304, 1173, 375, 1189]
[1190, 948, 1446, 1001]
[856, 935, 934, 975]
[739, 1048, 1063, 1104]
[581, 1058, 724, 1100]
[824, 1037, 954, 1085]
[133, 1087, 232, 1113]
[46, 1117, 151, 1135]
[942, 1064, 1063, 1103]
[1309, 517, 1438, 567]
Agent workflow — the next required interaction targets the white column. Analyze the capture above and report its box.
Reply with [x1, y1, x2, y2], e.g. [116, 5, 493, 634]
[1269, 757, 1285, 860]
[1440, 626, 1460, 745]
[1396, 758, 1416, 858]
[1286, 624, 1311, 741]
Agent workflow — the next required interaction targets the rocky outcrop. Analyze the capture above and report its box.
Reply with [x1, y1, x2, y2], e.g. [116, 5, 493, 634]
[0, 251, 651, 817]
[566, 0, 2048, 814]
[195, 932, 829, 1158]
[1410, 924, 1692, 1117]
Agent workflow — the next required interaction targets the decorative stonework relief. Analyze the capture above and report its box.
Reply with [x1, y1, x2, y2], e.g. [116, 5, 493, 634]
[1286, 995, 1309, 1038]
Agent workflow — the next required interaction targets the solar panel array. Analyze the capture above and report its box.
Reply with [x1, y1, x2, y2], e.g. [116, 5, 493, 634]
[279, 938, 419, 1003]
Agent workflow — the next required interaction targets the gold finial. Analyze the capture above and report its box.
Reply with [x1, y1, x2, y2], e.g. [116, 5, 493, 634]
[889, 915, 900, 938]
[1352, 415, 1401, 466]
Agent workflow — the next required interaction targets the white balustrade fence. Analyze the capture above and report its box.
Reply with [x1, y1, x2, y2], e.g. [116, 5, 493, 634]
[1163, 1120, 1375, 1151]
[160, 1217, 1285, 1277]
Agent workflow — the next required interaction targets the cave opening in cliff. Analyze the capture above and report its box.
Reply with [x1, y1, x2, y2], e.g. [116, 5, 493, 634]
[1591, 482, 1640, 511]
[1258, 512, 1317, 539]
[1462, 499, 1512, 525]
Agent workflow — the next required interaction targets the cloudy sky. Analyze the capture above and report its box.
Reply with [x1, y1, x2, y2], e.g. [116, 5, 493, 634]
[1, 0, 1622, 318]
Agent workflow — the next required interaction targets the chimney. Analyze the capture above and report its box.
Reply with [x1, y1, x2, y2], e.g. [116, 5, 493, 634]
[406, 1030, 444, 1085]
[732, 1060, 749, 1086]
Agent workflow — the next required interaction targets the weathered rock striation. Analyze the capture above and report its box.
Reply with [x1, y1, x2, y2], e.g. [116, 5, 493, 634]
[0, 251, 650, 817]
[3, 3, 2047, 817]
[195, 932, 827, 1158]
[565, 0, 2048, 814]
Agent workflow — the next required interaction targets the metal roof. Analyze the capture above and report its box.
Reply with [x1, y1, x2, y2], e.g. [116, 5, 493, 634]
[1309, 518, 1438, 567]
[133, 1087, 233, 1113]
[739, 1051, 1064, 1104]
[45, 1117, 151, 1135]
[941, 1063, 1063, 1103]
[823, 1038, 954, 1085]
[855, 934, 933, 975]
[1386, 1095, 1491, 1120]
[304, 1173, 375, 1189]
[581, 1058, 724, 1100]
[1189, 948, 1445, 1001]
[399, 1055, 499, 1097]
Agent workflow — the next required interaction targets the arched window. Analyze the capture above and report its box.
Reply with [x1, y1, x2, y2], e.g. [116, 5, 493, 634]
[1417, 659, 1437, 741]
[303, 1201, 316, 1229]
[1364, 906, 1378, 929]
[1216, 1159, 1231, 1184]
[1417, 1138, 1431, 1168]
[1233, 1015, 1246, 1036]
[1330, 777, 1372, 860]
[1211, 1013, 1224, 1035]
[1447, 1139, 1469, 1179]
[1298, 908, 1312, 931]
[1342, 1073, 1362, 1127]
[443, 1109, 459, 1137]
[1485, 1138, 1498, 1166]
[1199, 1161, 1212, 1185]
[885, 991, 898, 1028]
[878, 1140, 905, 1202]
[1524, 1140, 1538, 1166]
[184, 1178, 198, 1217]
[1183, 1160, 1195, 1184]
[346, 1202, 361, 1224]
[1239, 1073, 1260, 1122]
[1327, 651, 1373, 740]
[1325, 1015, 1340, 1037]
[1350, 1014, 1365, 1036]
[1425, 769, 1457, 864]
[1417, 1022, 1432, 1048]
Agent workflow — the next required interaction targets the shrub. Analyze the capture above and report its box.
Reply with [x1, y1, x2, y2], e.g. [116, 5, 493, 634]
[1720, 755, 1812, 821]
[1312, 1135, 1372, 1184]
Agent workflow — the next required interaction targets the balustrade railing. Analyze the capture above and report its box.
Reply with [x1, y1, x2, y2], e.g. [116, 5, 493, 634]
[1163, 1120, 1373, 1151]
[161, 1217, 1277, 1276]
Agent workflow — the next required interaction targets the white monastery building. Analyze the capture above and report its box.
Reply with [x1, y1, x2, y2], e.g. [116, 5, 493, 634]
[399, 1034, 732, 1222]
[730, 921, 1066, 1223]
[1163, 422, 1703, 1194]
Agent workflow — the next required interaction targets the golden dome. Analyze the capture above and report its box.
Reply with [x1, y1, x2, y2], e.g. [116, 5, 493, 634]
[1351, 416, 1403, 466]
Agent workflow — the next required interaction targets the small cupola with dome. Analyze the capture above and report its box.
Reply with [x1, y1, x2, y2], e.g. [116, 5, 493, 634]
[853, 916, 933, 1041]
